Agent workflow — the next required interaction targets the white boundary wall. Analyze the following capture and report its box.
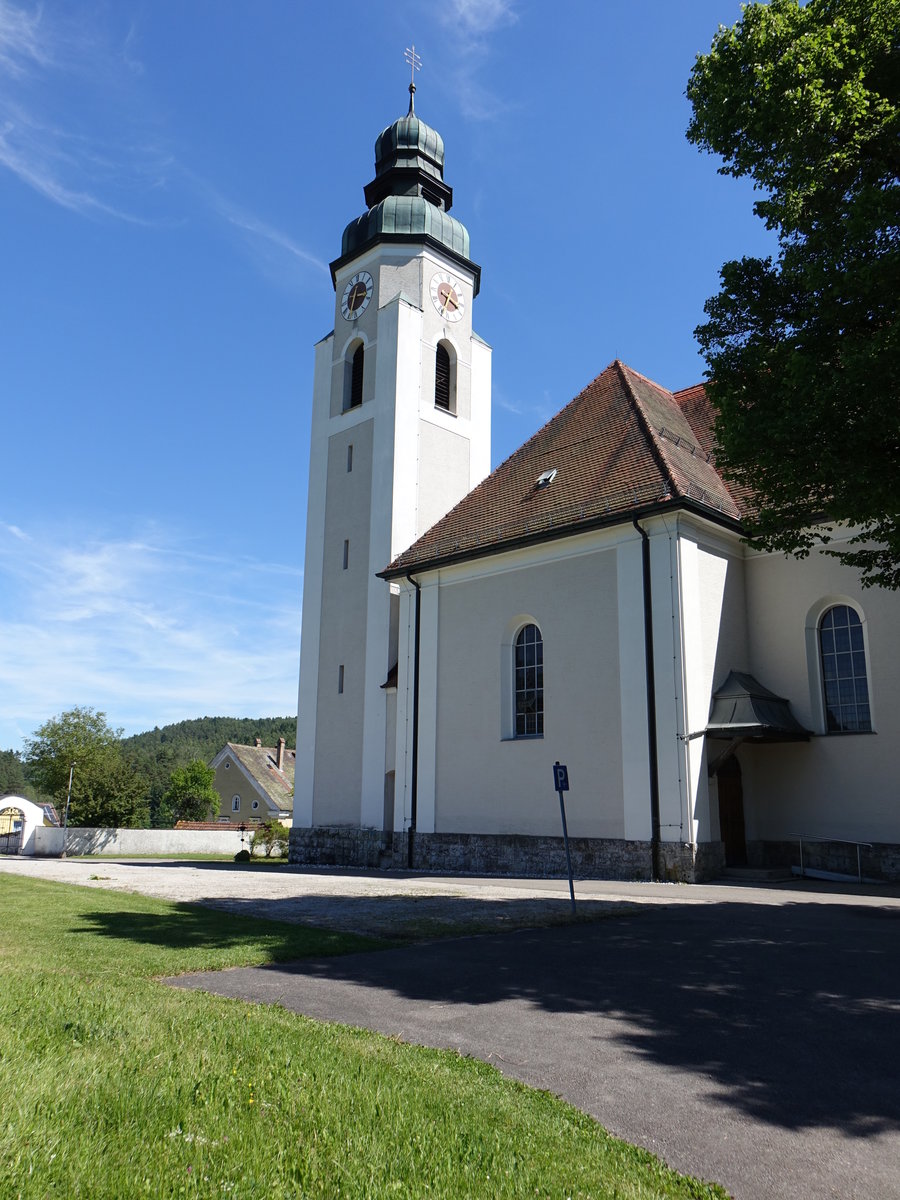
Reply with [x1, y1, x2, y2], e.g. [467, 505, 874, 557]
[33, 827, 250, 857]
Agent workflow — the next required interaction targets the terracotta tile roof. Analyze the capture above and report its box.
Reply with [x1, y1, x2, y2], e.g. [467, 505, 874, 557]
[384, 361, 745, 576]
[674, 381, 757, 517]
[226, 743, 295, 811]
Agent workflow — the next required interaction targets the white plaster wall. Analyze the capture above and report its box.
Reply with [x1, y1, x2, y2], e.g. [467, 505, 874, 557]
[743, 534, 900, 843]
[416, 423, 470, 537]
[312, 419, 375, 825]
[295, 333, 335, 827]
[33, 827, 251, 857]
[676, 522, 747, 842]
[422, 535, 624, 838]
[616, 536, 652, 840]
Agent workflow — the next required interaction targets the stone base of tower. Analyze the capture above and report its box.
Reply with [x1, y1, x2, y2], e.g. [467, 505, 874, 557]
[289, 826, 726, 882]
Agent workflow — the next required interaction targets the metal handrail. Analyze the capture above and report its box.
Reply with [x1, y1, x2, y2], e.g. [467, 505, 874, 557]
[793, 833, 873, 883]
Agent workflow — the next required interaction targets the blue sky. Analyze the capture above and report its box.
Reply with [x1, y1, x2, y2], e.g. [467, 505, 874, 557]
[0, 0, 774, 753]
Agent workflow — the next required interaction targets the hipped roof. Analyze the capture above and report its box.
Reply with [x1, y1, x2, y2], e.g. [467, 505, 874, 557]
[383, 360, 746, 577]
[706, 671, 810, 741]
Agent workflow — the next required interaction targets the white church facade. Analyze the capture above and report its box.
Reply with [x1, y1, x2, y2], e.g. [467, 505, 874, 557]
[293, 89, 900, 882]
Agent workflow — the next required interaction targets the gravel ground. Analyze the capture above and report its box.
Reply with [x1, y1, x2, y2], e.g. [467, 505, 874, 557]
[2, 854, 896, 938]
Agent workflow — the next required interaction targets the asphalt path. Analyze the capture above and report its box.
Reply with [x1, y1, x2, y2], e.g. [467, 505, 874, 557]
[170, 894, 900, 1200]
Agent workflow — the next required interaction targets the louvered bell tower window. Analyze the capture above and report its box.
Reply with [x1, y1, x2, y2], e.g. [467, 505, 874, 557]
[349, 344, 364, 409]
[435, 343, 451, 410]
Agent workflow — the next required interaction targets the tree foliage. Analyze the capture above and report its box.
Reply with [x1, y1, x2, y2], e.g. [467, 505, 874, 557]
[251, 819, 290, 858]
[23, 707, 148, 828]
[0, 749, 26, 798]
[686, 0, 900, 587]
[162, 759, 221, 823]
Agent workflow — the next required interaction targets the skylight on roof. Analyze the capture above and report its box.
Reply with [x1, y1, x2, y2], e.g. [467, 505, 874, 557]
[535, 468, 557, 489]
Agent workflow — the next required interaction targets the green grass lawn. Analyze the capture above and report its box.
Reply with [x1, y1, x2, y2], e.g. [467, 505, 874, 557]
[0, 876, 726, 1199]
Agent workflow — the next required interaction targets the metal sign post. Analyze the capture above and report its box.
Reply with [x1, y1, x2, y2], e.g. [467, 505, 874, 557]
[553, 762, 576, 915]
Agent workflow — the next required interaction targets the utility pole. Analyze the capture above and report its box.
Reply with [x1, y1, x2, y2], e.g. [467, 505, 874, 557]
[61, 763, 75, 858]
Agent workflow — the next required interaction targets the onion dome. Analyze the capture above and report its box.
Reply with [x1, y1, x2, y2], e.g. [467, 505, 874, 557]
[330, 86, 479, 294]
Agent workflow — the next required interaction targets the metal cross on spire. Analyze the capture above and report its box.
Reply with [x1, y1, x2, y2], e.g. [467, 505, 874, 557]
[404, 44, 421, 112]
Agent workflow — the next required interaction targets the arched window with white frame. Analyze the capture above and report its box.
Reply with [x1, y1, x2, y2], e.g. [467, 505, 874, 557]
[819, 604, 872, 732]
[514, 623, 544, 738]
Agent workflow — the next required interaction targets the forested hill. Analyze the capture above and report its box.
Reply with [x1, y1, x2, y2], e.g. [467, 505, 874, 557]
[122, 716, 296, 824]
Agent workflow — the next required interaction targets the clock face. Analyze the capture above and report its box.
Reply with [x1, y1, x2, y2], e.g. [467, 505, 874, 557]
[341, 271, 374, 320]
[430, 272, 465, 323]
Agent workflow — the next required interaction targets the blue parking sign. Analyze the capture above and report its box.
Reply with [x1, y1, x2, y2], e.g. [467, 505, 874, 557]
[553, 762, 569, 792]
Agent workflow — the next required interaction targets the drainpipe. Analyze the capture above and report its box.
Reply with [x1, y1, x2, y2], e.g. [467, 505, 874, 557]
[633, 517, 663, 881]
[406, 572, 421, 869]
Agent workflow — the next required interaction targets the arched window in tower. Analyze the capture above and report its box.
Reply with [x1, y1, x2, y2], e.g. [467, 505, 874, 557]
[818, 604, 872, 732]
[434, 341, 456, 413]
[343, 342, 364, 411]
[350, 343, 364, 408]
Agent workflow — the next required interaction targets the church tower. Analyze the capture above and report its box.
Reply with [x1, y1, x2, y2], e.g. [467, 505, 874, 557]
[294, 77, 491, 847]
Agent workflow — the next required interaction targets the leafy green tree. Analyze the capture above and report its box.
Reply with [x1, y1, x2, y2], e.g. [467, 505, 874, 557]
[23, 707, 148, 828]
[161, 760, 221, 824]
[0, 749, 26, 798]
[686, 0, 900, 587]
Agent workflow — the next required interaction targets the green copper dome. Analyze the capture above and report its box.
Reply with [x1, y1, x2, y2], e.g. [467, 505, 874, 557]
[373, 113, 444, 183]
[341, 195, 470, 261]
[330, 93, 479, 293]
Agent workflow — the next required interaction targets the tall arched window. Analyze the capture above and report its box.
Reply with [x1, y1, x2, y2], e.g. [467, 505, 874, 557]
[819, 605, 871, 732]
[514, 623, 543, 737]
[435, 342, 451, 411]
[348, 343, 364, 409]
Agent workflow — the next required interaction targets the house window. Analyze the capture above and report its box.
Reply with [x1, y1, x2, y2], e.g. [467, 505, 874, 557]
[252, 800, 259, 811]
[514, 623, 543, 737]
[338, 664, 345, 694]
[343, 539, 349, 570]
[819, 605, 871, 732]
[434, 340, 456, 413]
[232, 796, 241, 812]
[347, 443, 353, 472]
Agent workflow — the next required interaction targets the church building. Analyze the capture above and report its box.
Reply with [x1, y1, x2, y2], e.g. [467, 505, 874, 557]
[293, 86, 899, 883]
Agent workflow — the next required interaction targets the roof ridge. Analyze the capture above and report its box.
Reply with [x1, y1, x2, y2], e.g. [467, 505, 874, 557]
[615, 361, 677, 500]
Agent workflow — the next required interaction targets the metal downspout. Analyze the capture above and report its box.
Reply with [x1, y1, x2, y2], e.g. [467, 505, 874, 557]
[633, 517, 663, 881]
[406, 572, 421, 869]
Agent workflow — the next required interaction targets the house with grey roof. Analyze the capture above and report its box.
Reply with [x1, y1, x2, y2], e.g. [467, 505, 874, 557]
[211, 738, 294, 826]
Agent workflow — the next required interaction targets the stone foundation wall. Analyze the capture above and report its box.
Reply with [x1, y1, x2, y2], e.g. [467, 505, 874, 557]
[748, 838, 900, 882]
[289, 826, 727, 883]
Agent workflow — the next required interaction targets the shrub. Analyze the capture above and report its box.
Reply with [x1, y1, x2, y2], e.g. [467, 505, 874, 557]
[250, 819, 290, 858]
[233, 848, 251, 863]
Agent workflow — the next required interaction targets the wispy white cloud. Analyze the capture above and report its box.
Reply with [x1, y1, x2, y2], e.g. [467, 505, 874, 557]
[0, 2, 169, 221]
[0, 521, 302, 751]
[199, 179, 330, 282]
[444, 0, 518, 37]
[432, 0, 520, 121]
[0, 2, 327, 281]
[0, 521, 29, 542]
[0, 0, 50, 76]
